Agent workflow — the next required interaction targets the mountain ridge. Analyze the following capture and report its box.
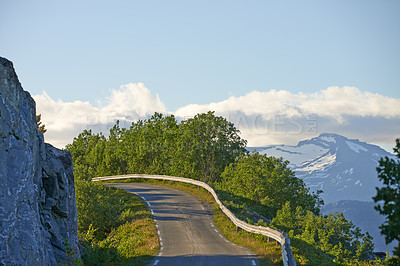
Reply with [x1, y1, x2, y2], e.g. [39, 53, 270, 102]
[250, 133, 396, 204]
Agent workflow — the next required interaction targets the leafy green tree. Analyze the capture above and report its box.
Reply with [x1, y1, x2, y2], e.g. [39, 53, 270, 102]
[75, 179, 126, 239]
[174, 111, 247, 183]
[219, 152, 323, 216]
[103, 121, 128, 175]
[373, 138, 400, 261]
[272, 202, 374, 262]
[66, 129, 107, 180]
[129, 113, 179, 175]
[67, 112, 245, 182]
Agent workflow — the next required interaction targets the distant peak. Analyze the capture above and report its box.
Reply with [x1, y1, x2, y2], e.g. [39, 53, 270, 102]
[318, 133, 342, 138]
[297, 133, 342, 147]
[318, 133, 340, 142]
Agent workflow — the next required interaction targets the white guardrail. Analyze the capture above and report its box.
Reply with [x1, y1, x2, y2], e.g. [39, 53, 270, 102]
[92, 174, 296, 266]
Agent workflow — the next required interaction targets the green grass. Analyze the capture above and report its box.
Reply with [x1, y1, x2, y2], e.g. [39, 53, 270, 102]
[79, 185, 159, 266]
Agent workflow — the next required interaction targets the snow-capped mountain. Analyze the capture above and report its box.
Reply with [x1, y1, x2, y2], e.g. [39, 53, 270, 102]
[253, 133, 397, 204]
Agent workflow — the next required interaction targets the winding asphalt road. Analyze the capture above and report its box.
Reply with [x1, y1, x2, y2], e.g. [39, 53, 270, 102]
[105, 183, 259, 266]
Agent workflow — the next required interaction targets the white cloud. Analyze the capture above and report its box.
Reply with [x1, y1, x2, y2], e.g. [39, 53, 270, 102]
[33, 83, 166, 148]
[34, 84, 400, 151]
[175, 86, 400, 120]
[102, 83, 167, 118]
[174, 86, 400, 149]
[300, 87, 400, 119]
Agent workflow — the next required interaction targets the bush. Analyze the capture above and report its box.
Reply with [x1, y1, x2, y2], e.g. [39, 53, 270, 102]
[271, 202, 374, 264]
[75, 180, 127, 240]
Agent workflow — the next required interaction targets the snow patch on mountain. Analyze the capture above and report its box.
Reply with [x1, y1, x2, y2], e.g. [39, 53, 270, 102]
[261, 143, 329, 167]
[297, 152, 336, 173]
[346, 141, 368, 153]
[320, 135, 336, 143]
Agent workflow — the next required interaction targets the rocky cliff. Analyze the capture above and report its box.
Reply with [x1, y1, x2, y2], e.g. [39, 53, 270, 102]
[0, 57, 79, 265]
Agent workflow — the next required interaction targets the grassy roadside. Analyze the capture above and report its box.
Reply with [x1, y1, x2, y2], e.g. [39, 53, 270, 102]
[79, 183, 159, 266]
[100, 178, 283, 265]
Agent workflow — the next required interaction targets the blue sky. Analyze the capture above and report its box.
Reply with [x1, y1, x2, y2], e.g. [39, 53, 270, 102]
[1, 0, 399, 149]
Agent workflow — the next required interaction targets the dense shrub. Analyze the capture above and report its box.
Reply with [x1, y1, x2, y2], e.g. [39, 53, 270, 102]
[272, 202, 374, 263]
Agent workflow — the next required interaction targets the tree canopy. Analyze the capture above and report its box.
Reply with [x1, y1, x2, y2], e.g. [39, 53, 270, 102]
[173, 112, 247, 183]
[272, 202, 374, 263]
[66, 112, 247, 182]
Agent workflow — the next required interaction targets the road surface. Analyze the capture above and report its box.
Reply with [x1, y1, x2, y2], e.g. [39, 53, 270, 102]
[105, 183, 259, 266]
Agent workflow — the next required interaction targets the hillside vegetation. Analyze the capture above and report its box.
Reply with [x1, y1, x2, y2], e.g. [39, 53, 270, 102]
[67, 112, 388, 265]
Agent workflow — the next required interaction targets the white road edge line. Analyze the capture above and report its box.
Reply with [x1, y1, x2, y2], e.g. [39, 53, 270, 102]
[136, 192, 161, 265]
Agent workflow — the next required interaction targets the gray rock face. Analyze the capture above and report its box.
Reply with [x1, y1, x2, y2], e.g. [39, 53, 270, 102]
[0, 57, 79, 265]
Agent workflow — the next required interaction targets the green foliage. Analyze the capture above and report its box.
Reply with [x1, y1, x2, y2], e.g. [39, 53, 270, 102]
[75, 179, 157, 265]
[123, 113, 179, 175]
[75, 179, 155, 240]
[66, 130, 107, 180]
[81, 218, 158, 266]
[272, 202, 375, 264]
[67, 112, 247, 182]
[373, 138, 400, 262]
[36, 114, 47, 134]
[173, 111, 247, 183]
[75, 179, 126, 239]
[218, 152, 323, 217]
